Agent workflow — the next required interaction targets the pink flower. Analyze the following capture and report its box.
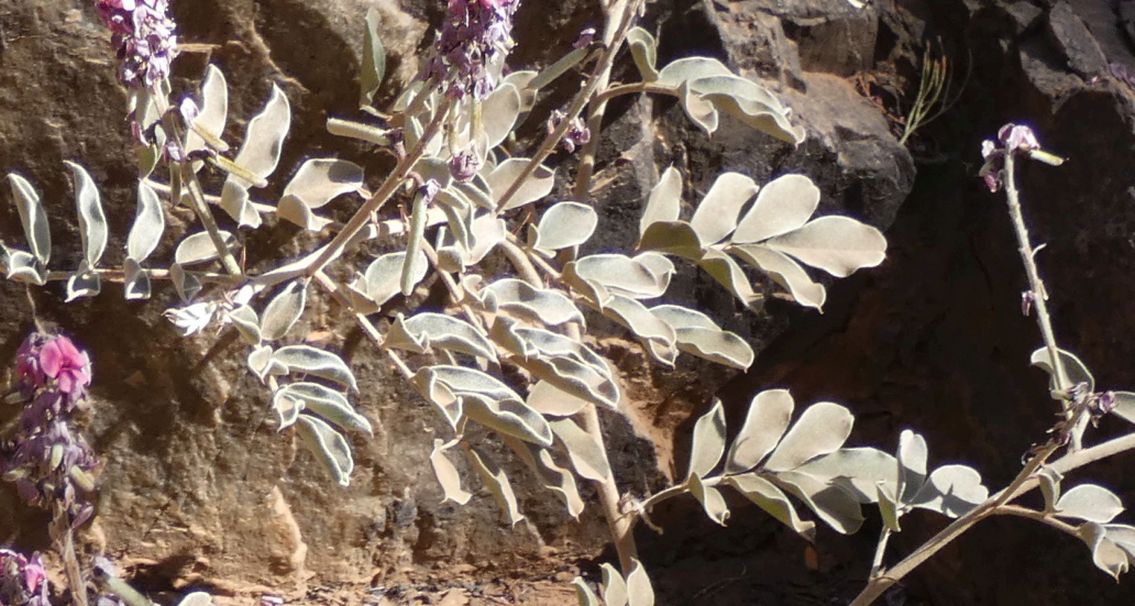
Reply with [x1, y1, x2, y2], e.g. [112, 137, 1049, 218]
[38, 336, 91, 396]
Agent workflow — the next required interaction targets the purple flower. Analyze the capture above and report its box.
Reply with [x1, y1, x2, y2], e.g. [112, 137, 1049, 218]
[0, 549, 49, 606]
[573, 27, 596, 50]
[426, 0, 521, 100]
[39, 337, 91, 397]
[448, 151, 481, 182]
[547, 109, 591, 154]
[94, 0, 178, 89]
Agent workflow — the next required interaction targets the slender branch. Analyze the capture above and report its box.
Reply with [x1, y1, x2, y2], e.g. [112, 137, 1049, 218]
[499, 239, 544, 286]
[993, 504, 1080, 538]
[55, 506, 89, 606]
[178, 160, 243, 277]
[870, 527, 892, 578]
[591, 82, 675, 107]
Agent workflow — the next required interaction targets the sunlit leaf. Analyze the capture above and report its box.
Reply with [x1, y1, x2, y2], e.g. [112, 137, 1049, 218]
[174, 231, 237, 266]
[656, 57, 733, 88]
[65, 262, 101, 301]
[1079, 522, 1132, 580]
[483, 83, 521, 148]
[465, 393, 554, 447]
[386, 312, 496, 360]
[65, 162, 108, 267]
[260, 280, 307, 341]
[296, 414, 353, 486]
[230, 83, 291, 187]
[724, 389, 794, 473]
[360, 7, 386, 106]
[430, 438, 473, 505]
[688, 399, 727, 478]
[793, 447, 897, 504]
[564, 253, 673, 302]
[128, 181, 165, 262]
[896, 429, 928, 504]
[650, 303, 754, 369]
[533, 201, 597, 252]
[272, 345, 358, 392]
[600, 563, 628, 606]
[226, 304, 261, 345]
[689, 172, 759, 245]
[123, 258, 151, 300]
[527, 380, 589, 417]
[550, 417, 612, 482]
[278, 158, 364, 230]
[272, 385, 303, 430]
[908, 465, 988, 518]
[483, 279, 584, 327]
[491, 319, 620, 409]
[639, 166, 682, 239]
[763, 402, 854, 472]
[698, 250, 761, 307]
[1030, 347, 1095, 393]
[638, 221, 705, 260]
[219, 179, 262, 228]
[726, 472, 816, 540]
[1055, 484, 1125, 523]
[8, 173, 51, 264]
[573, 577, 600, 606]
[626, 27, 659, 81]
[626, 559, 655, 606]
[185, 64, 229, 155]
[729, 244, 826, 311]
[355, 250, 428, 309]
[733, 174, 819, 244]
[688, 473, 730, 526]
[772, 470, 864, 534]
[281, 381, 371, 436]
[487, 158, 555, 210]
[765, 216, 886, 277]
[466, 447, 525, 525]
[1111, 391, 1135, 425]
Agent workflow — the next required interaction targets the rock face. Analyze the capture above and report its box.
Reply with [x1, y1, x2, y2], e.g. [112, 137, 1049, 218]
[2, 0, 1132, 604]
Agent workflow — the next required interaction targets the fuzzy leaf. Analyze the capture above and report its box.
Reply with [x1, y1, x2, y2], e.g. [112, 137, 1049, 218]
[638, 221, 705, 259]
[550, 417, 612, 482]
[231, 83, 291, 186]
[1055, 484, 1125, 523]
[296, 414, 354, 486]
[226, 304, 261, 345]
[65, 263, 101, 301]
[123, 258, 151, 300]
[272, 386, 303, 430]
[465, 393, 554, 447]
[360, 7, 386, 106]
[1030, 347, 1095, 392]
[1111, 391, 1135, 425]
[729, 244, 826, 310]
[65, 162, 108, 267]
[8, 173, 51, 264]
[688, 399, 727, 478]
[733, 174, 819, 244]
[656, 57, 733, 88]
[278, 159, 364, 230]
[491, 319, 620, 409]
[565, 253, 672, 302]
[487, 158, 555, 210]
[387, 312, 496, 360]
[626, 27, 659, 81]
[698, 250, 761, 307]
[533, 201, 597, 252]
[765, 216, 886, 277]
[467, 447, 525, 525]
[355, 251, 428, 309]
[688, 473, 730, 526]
[725, 389, 794, 473]
[639, 166, 682, 239]
[483, 83, 521, 148]
[281, 381, 371, 436]
[128, 181, 165, 262]
[174, 231, 237, 266]
[219, 180, 262, 228]
[527, 380, 590, 417]
[727, 472, 816, 540]
[601, 564, 628, 606]
[1080, 522, 1132, 580]
[896, 429, 928, 504]
[689, 172, 759, 245]
[908, 465, 988, 518]
[627, 561, 656, 606]
[793, 447, 898, 504]
[650, 303, 754, 369]
[260, 281, 307, 341]
[185, 64, 229, 154]
[483, 279, 584, 327]
[272, 345, 358, 392]
[573, 577, 600, 606]
[691, 75, 805, 144]
[598, 295, 677, 365]
[763, 402, 854, 472]
[773, 470, 864, 534]
[430, 438, 473, 505]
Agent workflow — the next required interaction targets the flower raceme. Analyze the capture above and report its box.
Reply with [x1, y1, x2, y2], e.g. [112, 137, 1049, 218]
[93, 0, 178, 89]
[427, 0, 521, 100]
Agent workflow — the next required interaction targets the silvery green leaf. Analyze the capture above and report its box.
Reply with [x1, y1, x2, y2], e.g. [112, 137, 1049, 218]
[626, 27, 658, 81]
[65, 162, 108, 267]
[3, 250, 44, 284]
[278, 159, 364, 230]
[282, 381, 372, 436]
[690, 75, 804, 144]
[464, 394, 554, 447]
[128, 181, 165, 262]
[185, 64, 229, 155]
[550, 417, 612, 482]
[259, 280, 307, 341]
[326, 117, 390, 146]
[466, 447, 525, 525]
[271, 386, 303, 430]
[564, 253, 672, 302]
[600, 563, 628, 606]
[437, 213, 507, 271]
[1111, 391, 1135, 425]
[726, 472, 816, 540]
[729, 243, 826, 311]
[123, 258, 151, 300]
[896, 429, 928, 504]
[877, 482, 901, 532]
[219, 179, 262, 228]
[226, 304, 261, 345]
[733, 174, 820, 244]
[536, 447, 585, 519]
[793, 447, 898, 504]
[533, 201, 597, 252]
[773, 470, 864, 534]
[455, 178, 495, 211]
[656, 57, 733, 88]
[502, 70, 539, 111]
[527, 380, 590, 417]
[175, 591, 214, 606]
[247, 344, 285, 382]
[639, 166, 683, 239]
[231, 83, 291, 187]
[1055, 484, 1125, 523]
[386, 312, 496, 360]
[678, 81, 720, 134]
[724, 389, 794, 473]
[8, 173, 51, 264]
[573, 577, 600, 606]
[296, 414, 354, 487]
[765, 216, 887, 277]
[908, 465, 988, 518]
[1029, 347, 1094, 393]
[272, 345, 358, 392]
[689, 172, 760, 245]
[165, 301, 218, 336]
[412, 368, 465, 430]
[688, 399, 727, 478]
[482, 83, 521, 148]
[1079, 522, 1131, 580]
[688, 473, 730, 526]
[527, 46, 590, 90]
[421, 364, 524, 402]
[137, 143, 161, 179]
[650, 304, 754, 369]
[638, 221, 705, 260]
[65, 262, 101, 302]
[491, 319, 620, 409]
[697, 250, 761, 307]
[482, 279, 584, 327]
[174, 230, 238, 266]
[360, 7, 386, 106]
[1039, 468, 1063, 514]
[430, 438, 473, 505]
[402, 189, 430, 296]
[625, 559, 655, 606]
[763, 402, 854, 472]
[358, 250, 427, 308]
[487, 158, 555, 210]
[1105, 524, 1135, 564]
[596, 294, 677, 363]
[169, 263, 202, 302]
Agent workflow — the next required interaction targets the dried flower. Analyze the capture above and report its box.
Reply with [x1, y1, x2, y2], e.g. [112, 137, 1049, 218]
[574, 27, 597, 50]
[426, 0, 521, 100]
[448, 150, 482, 182]
[94, 0, 178, 89]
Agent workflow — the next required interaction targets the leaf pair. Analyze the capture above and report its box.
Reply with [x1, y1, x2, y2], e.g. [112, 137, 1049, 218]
[574, 560, 654, 606]
[638, 168, 886, 311]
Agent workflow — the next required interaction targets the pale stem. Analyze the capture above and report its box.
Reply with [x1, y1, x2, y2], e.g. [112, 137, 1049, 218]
[870, 527, 892, 578]
[55, 506, 89, 606]
[572, 0, 631, 200]
[993, 504, 1080, 538]
[178, 157, 244, 277]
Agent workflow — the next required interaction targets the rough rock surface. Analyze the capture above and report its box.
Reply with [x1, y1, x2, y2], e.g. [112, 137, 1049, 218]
[1, 0, 1133, 604]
